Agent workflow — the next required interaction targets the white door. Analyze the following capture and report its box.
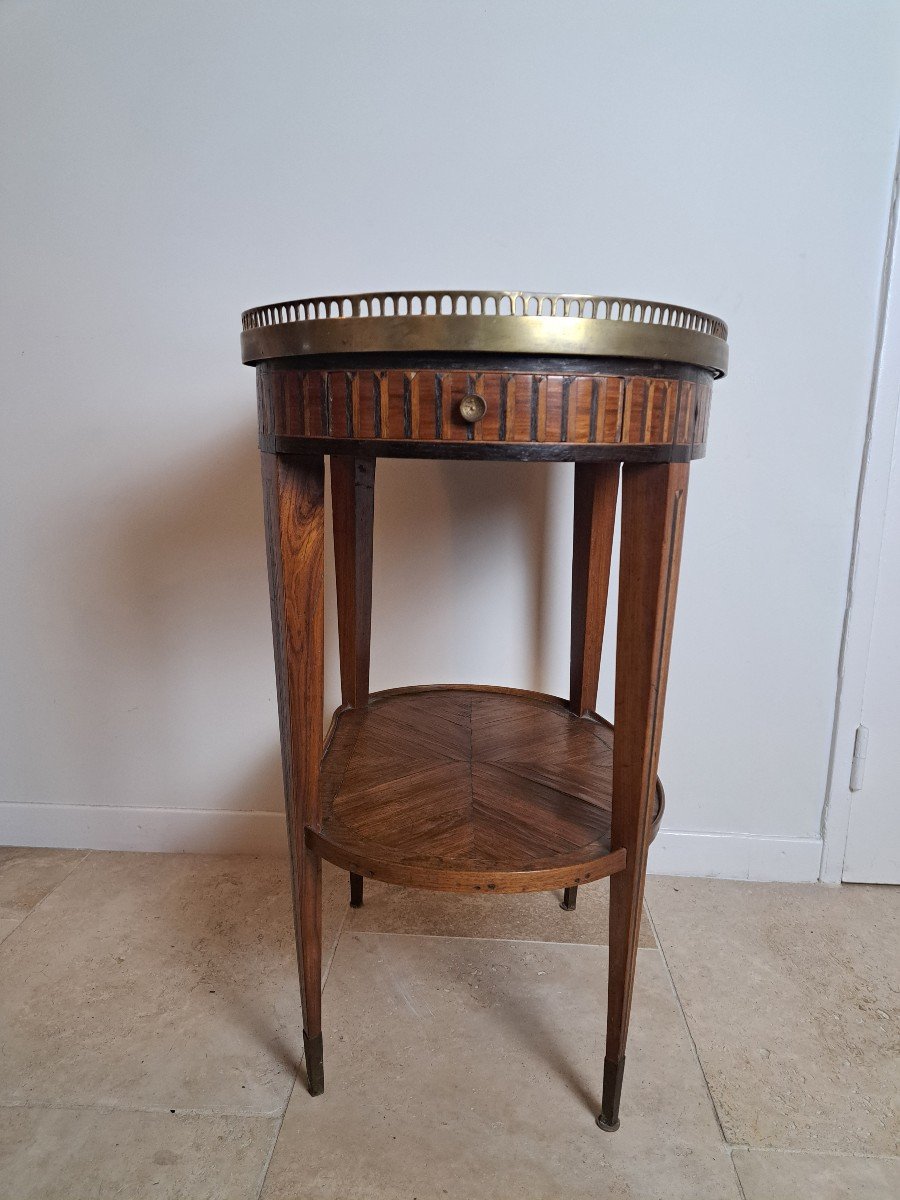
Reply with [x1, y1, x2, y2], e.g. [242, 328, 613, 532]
[842, 375, 900, 883]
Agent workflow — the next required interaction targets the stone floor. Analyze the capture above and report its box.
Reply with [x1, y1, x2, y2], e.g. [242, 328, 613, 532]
[0, 847, 896, 1199]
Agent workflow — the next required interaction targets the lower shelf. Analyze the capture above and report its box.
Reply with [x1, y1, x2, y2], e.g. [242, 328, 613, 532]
[307, 686, 664, 894]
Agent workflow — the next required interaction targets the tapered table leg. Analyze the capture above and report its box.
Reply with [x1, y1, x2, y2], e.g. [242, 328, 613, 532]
[570, 462, 619, 717]
[261, 452, 326, 1096]
[331, 456, 376, 709]
[600, 461, 689, 1132]
[567, 462, 619, 912]
[331, 456, 376, 911]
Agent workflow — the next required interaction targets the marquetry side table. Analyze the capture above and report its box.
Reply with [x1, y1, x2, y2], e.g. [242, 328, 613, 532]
[241, 290, 728, 1132]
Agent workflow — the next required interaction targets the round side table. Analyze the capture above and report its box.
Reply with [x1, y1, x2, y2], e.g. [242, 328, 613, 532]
[241, 290, 728, 1132]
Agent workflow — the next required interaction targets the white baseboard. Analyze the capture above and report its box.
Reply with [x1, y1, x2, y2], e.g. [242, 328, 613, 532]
[648, 829, 823, 882]
[0, 803, 823, 882]
[0, 802, 289, 856]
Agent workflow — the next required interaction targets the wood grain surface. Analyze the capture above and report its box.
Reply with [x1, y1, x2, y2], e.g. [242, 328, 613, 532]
[307, 686, 664, 895]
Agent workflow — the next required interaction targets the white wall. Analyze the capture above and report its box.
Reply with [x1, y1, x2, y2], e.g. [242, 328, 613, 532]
[1, 1, 898, 879]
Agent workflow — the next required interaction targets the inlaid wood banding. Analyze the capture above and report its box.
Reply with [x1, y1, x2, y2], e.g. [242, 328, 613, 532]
[257, 362, 713, 462]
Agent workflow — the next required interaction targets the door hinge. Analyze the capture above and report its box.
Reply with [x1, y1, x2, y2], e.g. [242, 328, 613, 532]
[849, 725, 869, 792]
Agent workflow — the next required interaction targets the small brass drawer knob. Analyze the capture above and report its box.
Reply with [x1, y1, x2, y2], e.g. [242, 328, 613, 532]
[459, 393, 486, 424]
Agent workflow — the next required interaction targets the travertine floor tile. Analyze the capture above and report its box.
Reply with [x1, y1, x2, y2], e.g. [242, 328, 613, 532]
[0, 847, 88, 919]
[261, 933, 740, 1199]
[0, 919, 20, 946]
[0, 852, 347, 1115]
[0, 1105, 278, 1200]
[731, 1148, 900, 1199]
[645, 877, 900, 1154]
[347, 877, 656, 946]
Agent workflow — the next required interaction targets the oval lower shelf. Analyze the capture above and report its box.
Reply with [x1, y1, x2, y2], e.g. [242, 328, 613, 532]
[307, 685, 664, 895]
